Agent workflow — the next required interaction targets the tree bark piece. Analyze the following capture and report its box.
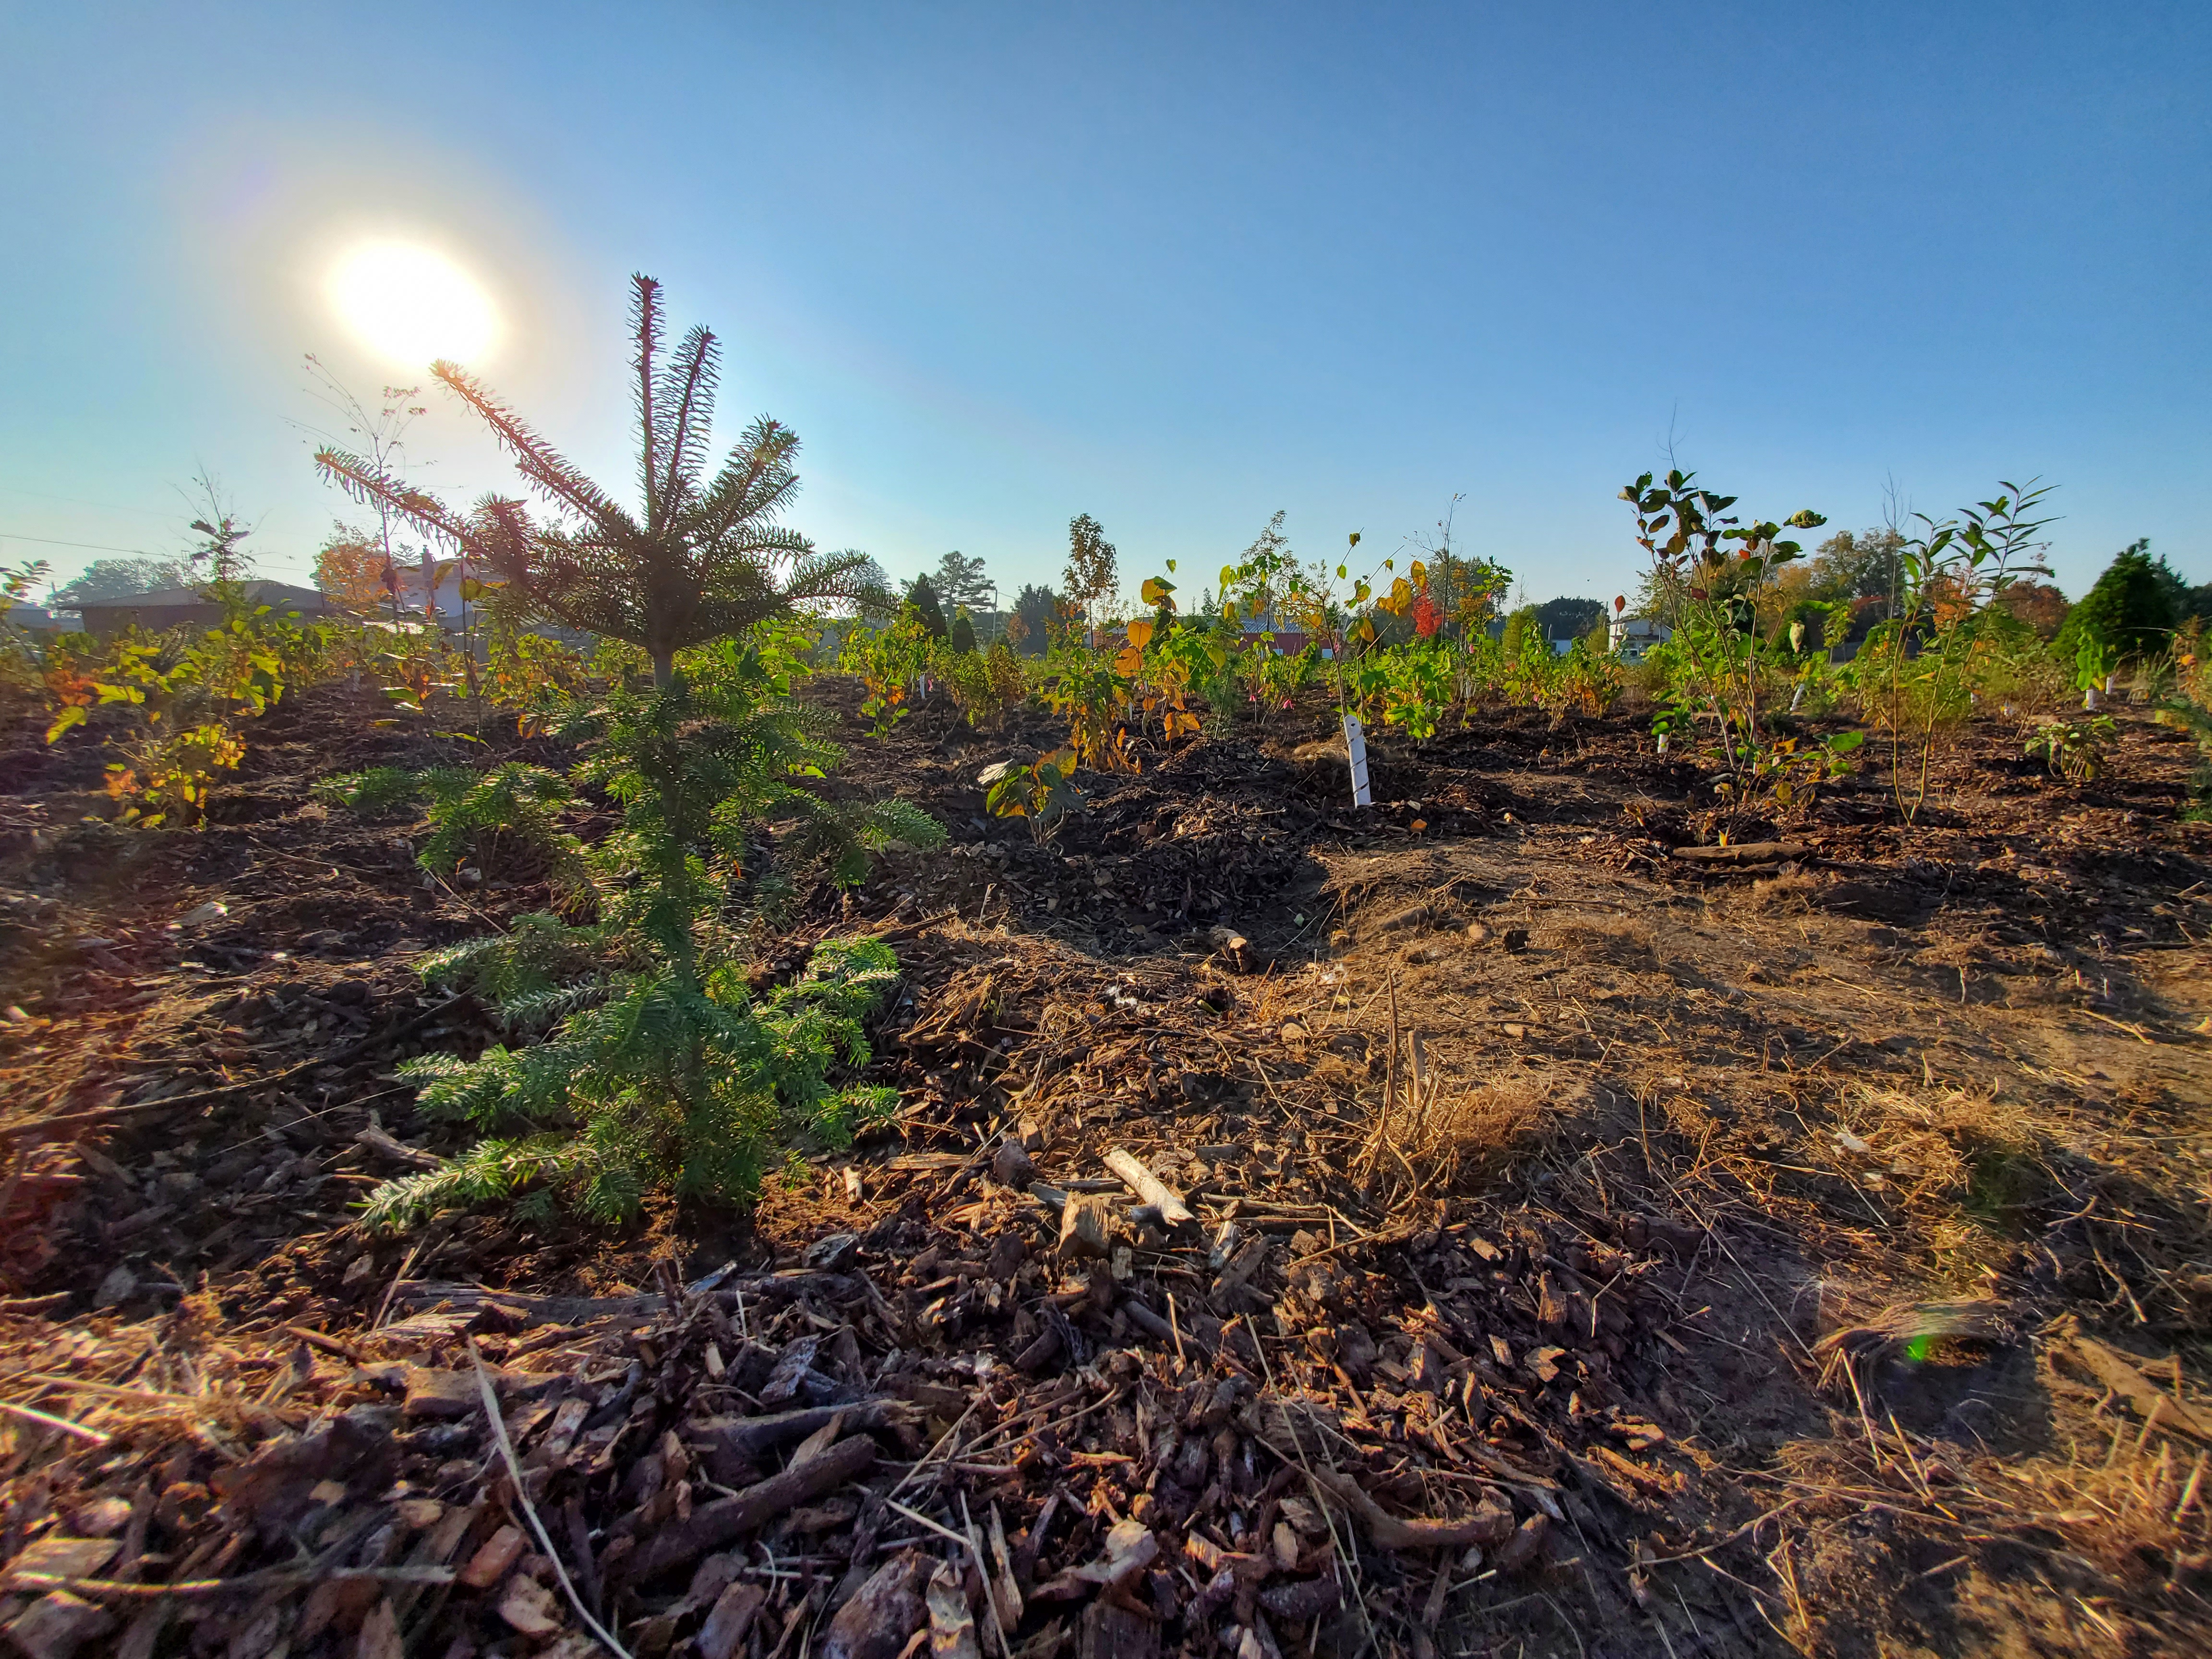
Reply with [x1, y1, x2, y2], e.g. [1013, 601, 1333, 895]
[623, 1435, 876, 1584]
[1665, 842, 1809, 865]
[1059, 1194, 1113, 1260]
[700, 1581, 769, 1659]
[1284, 1458, 1515, 1551]
[2067, 1337, 2212, 1441]
[926, 1559, 980, 1659]
[688, 1401, 914, 1462]
[1103, 1148, 1195, 1230]
[822, 1555, 928, 1659]
[1078, 1599, 1159, 1659]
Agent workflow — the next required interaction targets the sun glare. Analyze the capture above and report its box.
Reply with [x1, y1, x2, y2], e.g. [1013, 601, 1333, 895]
[328, 241, 497, 368]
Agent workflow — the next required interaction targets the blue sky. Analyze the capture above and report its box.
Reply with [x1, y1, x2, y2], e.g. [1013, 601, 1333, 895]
[2, 2, 2206, 608]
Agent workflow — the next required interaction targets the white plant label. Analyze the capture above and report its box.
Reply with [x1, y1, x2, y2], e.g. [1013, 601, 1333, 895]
[1343, 714, 1373, 807]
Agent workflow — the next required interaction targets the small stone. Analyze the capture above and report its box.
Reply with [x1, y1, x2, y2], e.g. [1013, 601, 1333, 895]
[4, 1591, 115, 1659]
[497, 1573, 561, 1636]
[1466, 922, 1491, 945]
[91, 1264, 135, 1309]
[402, 1369, 479, 1420]
[62, 1498, 131, 1539]
[991, 1142, 1037, 1189]
[459, 1525, 526, 1589]
[8, 1538, 120, 1580]
[1493, 1513, 1550, 1575]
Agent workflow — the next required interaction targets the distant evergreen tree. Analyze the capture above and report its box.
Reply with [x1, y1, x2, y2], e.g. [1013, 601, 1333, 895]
[907, 574, 949, 639]
[949, 606, 978, 654]
[1009, 584, 1059, 656]
[2056, 540, 2181, 661]
[932, 551, 997, 613]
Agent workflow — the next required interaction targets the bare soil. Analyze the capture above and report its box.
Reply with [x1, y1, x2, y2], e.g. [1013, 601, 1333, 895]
[2, 679, 2208, 1658]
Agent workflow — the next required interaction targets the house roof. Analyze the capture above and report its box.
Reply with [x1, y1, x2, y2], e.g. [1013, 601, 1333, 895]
[78, 581, 329, 610]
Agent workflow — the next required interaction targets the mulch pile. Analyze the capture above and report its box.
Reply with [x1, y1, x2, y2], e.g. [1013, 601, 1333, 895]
[0, 1097, 1721, 1659]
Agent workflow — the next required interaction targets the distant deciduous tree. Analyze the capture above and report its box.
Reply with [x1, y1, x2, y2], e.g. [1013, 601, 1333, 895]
[315, 274, 871, 686]
[1062, 514, 1118, 644]
[314, 523, 392, 613]
[48, 557, 188, 609]
[1993, 577, 2069, 639]
[1808, 528, 1907, 604]
[833, 555, 900, 623]
[1532, 596, 1603, 644]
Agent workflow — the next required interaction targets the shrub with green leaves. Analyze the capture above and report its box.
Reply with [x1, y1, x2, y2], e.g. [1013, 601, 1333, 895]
[2024, 714, 2117, 782]
[337, 637, 940, 1230]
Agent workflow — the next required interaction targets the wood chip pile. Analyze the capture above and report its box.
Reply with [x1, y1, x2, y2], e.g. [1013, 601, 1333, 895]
[0, 1126, 1714, 1659]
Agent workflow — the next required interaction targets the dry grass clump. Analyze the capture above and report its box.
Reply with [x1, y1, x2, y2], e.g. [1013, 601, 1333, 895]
[1767, 1339, 2212, 1651]
[1359, 1068, 1554, 1195]
[1535, 914, 1663, 968]
[1743, 869, 1821, 912]
[1835, 1082, 2045, 1207]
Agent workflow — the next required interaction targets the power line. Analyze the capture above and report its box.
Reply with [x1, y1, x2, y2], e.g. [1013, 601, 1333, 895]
[0, 531, 160, 556]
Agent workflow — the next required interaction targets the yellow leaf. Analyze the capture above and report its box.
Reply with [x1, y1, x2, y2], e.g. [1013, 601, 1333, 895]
[1114, 647, 1144, 676]
[1125, 618, 1154, 650]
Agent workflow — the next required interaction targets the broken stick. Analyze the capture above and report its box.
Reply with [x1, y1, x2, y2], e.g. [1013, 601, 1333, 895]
[1103, 1147, 1194, 1229]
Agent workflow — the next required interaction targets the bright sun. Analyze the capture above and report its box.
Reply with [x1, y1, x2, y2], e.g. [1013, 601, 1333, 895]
[328, 241, 497, 368]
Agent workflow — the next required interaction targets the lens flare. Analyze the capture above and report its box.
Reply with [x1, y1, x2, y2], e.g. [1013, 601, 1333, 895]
[328, 242, 497, 367]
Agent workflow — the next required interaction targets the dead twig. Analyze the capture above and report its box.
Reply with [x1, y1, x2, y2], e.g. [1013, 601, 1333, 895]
[469, 1339, 632, 1657]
